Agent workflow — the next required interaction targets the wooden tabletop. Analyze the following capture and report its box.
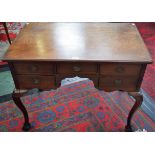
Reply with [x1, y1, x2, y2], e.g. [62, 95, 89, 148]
[3, 23, 152, 63]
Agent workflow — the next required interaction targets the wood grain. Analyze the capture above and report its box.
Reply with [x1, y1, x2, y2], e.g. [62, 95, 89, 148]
[57, 62, 97, 74]
[100, 63, 141, 76]
[16, 75, 55, 89]
[13, 62, 55, 75]
[4, 23, 152, 131]
[3, 23, 152, 63]
[99, 76, 139, 91]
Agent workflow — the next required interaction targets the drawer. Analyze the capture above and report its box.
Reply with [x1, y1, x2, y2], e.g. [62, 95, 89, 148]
[16, 75, 55, 89]
[56, 75, 98, 88]
[13, 62, 55, 75]
[100, 63, 141, 76]
[57, 62, 97, 74]
[99, 76, 138, 92]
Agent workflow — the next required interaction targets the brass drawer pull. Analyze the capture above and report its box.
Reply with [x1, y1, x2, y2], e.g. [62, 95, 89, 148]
[114, 79, 122, 86]
[73, 66, 81, 72]
[30, 65, 38, 72]
[115, 66, 124, 73]
[33, 79, 40, 84]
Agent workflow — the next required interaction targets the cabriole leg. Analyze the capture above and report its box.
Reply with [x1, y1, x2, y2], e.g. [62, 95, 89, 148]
[12, 89, 31, 131]
[125, 92, 143, 132]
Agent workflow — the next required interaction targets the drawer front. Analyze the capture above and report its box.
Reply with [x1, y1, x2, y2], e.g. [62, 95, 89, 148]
[57, 63, 97, 74]
[13, 62, 55, 75]
[100, 63, 141, 76]
[16, 75, 55, 89]
[99, 76, 138, 92]
[56, 75, 98, 88]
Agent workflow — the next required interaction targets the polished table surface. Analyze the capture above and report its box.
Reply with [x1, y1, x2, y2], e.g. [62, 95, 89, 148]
[4, 23, 151, 62]
[3, 23, 152, 131]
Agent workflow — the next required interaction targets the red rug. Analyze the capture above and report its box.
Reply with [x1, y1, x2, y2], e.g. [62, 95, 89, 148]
[0, 80, 154, 132]
[0, 23, 155, 131]
[0, 22, 24, 66]
[0, 22, 24, 42]
[135, 23, 155, 100]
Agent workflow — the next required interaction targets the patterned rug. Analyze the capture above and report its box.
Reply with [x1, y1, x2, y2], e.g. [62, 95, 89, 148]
[0, 80, 154, 132]
[0, 23, 155, 131]
[136, 23, 155, 100]
[0, 22, 25, 61]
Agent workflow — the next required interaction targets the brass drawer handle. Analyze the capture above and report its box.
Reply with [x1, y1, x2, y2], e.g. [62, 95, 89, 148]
[73, 66, 81, 72]
[30, 65, 38, 72]
[114, 79, 122, 86]
[115, 66, 124, 73]
[33, 79, 40, 84]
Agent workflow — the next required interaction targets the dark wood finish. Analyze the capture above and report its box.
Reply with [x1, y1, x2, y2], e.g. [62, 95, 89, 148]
[100, 63, 141, 76]
[57, 62, 97, 74]
[3, 23, 152, 131]
[8, 62, 19, 87]
[12, 90, 31, 131]
[99, 76, 139, 92]
[13, 62, 55, 75]
[3, 22, 12, 44]
[136, 64, 147, 90]
[125, 92, 143, 131]
[3, 23, 152, 63]
[16, 75, 55, 89]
